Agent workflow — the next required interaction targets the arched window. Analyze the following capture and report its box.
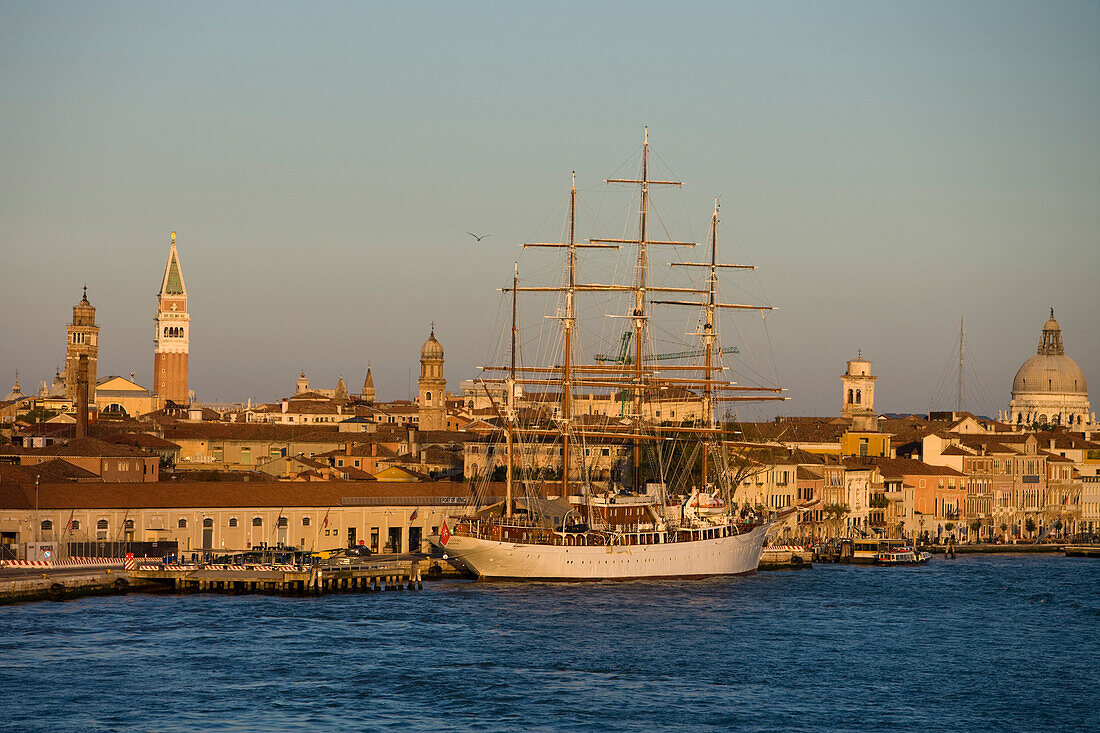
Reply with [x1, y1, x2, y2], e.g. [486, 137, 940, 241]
[252, 517, 263, 527]
[277, 516, 288, 528]
[302, 517, 311, 526]
[178, 518, 187, 528]
[425, 391, 432, 403]
[202, 518, 213, 528]
[855, 389, 861, 404]
[163, 327, 168, 337]
[97, 519, 109, 530]
[228, 517, 238, 527]
[70, 520, 80, 531]
[41, 520, 53, 532]
[124, 519, 134, 530]
[847, 389, 853, 404]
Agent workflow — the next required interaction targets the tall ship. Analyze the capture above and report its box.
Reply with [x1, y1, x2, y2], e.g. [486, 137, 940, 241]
[432, 130, 792, 580]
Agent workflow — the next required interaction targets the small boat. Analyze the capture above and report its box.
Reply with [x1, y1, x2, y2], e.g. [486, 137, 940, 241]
[849, 538, 930, 565]
[875, 548, 931, 566]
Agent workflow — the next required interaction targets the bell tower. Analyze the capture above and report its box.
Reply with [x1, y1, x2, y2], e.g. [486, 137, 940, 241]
[841, 352, 877, 431]
[65, 286, 99, 403]
[418, 325, 446, 431]
[154, 232, 190, 405]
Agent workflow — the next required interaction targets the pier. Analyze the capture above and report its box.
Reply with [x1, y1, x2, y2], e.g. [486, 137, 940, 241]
[1, 569, 157, 605]
[129, 559, 423, 595]
[759, 546, 813, 570]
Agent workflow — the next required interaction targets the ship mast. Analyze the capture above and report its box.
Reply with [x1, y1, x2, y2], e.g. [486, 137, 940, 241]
[561, 172, 576, 501]
[596, 127, 691, 489]
[701, 197, 719, 492]
[957, 315, 964, 413]
[506, 261, 518, 518]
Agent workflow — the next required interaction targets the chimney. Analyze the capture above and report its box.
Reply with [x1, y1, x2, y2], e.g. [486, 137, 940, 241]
[76, 354, 89, 438]
[281, 399, 289, 413]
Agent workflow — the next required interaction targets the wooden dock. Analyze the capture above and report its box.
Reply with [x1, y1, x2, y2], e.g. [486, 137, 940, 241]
[1064, 545, 1100, 558]
[130, 560, 423, 595]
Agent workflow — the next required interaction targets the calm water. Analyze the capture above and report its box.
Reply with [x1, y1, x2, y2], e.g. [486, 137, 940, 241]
[1, 555, 1097, 732]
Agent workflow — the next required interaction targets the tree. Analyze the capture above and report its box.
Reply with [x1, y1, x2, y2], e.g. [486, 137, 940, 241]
[945, 522, 955, 533]
[969, 520, 982, 541]
[1024, 517, 1037, 536]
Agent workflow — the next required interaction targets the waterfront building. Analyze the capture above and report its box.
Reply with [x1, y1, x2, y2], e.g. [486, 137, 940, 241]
[0, 475, 503, 555]
[1002, 310, 1093, 428]
[153, 233, 190, 405]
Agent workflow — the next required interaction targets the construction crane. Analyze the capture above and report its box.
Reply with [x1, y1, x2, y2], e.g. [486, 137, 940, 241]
[594, 331, 739, 414]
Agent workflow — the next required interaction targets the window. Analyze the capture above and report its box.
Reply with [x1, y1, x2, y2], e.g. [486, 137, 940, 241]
[277, 516, 288, 528]
[178, 518, 187, 528]
[855, 389, 862, 404]
[302, 517, 311, 526]
[125, 520, 135, 530]
[252, 517, 263, 527]
[71, 520, 80, 531]
[203, 518, 214, 528]
[228, 517, 238, 527]
[97, 519, 109, 530]
[41, 520, 53, 532]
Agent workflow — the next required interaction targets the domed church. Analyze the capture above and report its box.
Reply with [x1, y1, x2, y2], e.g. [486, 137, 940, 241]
[1002, 310, 1093, 428]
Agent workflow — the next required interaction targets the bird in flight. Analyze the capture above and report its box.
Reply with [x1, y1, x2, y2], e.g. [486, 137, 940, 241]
[468, 232, 490, 242]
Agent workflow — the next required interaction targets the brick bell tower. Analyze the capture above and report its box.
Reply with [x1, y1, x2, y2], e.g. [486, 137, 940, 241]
[154, 232, 190, 405]
[65, 286, 99, 403]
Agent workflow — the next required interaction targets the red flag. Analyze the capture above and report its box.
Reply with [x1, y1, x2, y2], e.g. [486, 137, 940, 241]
[322, 508, 330, 528]
[440, 520, 450, 546]
[410, 508, 418, 521]
[65, 509, 75, 534]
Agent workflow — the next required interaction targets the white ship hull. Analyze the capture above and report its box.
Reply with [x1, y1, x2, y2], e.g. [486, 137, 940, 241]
[433, 525, 768, 581]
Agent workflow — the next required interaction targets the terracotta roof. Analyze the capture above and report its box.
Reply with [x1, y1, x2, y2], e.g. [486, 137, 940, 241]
[796, 466, 824, 481]
[103, 432, 181, 450]
[736, 417, 851, 444]
[0, 479, 505, 510]
[416, 430, 474, 444]
[22, 437, 153, 458]
[336, 465, 377, 481]
[24, 458, 99, 481]
[162, 424, 342, 442]
[843, 456, 966, 478]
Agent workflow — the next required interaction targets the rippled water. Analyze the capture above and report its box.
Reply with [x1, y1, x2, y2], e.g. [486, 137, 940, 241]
[2, 555, 1097, 732]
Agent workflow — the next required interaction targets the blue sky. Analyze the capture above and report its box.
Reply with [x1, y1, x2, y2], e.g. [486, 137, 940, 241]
[1, 1, 1097, 417]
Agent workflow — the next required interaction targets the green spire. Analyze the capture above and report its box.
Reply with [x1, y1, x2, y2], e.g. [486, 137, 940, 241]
[165, 254, 184, 294]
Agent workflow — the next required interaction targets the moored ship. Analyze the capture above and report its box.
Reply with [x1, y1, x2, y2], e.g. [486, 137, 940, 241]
[432, 130, 796, 580]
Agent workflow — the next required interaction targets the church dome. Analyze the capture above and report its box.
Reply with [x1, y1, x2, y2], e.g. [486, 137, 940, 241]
[1013, 354, 1087, 395]
[1012, 311, 1086, 396]
[3, 379, 24, 402]
[421, 330, 444, 360]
